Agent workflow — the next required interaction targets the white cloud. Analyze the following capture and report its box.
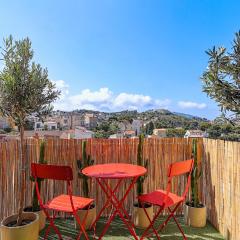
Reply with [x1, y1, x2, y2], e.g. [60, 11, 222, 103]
[113, 93, 151, 108]
[178, 101, 207, 109]
[52, 80, 70, 110]
[53, 80, 69, 98]
[112, 93, 170, 111]
[69, 88, 113, 105]
[52, 80, 170, 112]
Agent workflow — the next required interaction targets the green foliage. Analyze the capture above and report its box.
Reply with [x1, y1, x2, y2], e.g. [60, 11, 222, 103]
[77, 141, 94, 198]
[166, 128, 185, 137]
[0, 35, 60, 126]
[145, 121, 154, 135]
[206, 119, 240, 141]
[199, 122, 211, 131]
[136, 134, 148, 198]
[207, 124, 222, 138]
[94, 130, 108, 139]
[31, 141, 47, 211]
[153, 114, 206, 130]
[94, 121, 119, 138]
[93, 109, 210, 139]
[201, 31, 240, 115]
[221, 124, 233, 135]
[0, 35, 60, 225]
[3, 126, 12, 133]
[190, 139, 202, 207]
[24, 119, 34, 130]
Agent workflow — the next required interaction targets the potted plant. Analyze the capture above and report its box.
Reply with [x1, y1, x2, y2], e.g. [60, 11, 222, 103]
[133, 134, 153, 229]
[185, 138, 207, 227]
[24, 141, 47, 231]
[0, 35, 59, 240]
[75, 140, 96, 230]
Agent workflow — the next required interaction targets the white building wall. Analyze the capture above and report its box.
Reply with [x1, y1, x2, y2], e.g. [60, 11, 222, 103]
[74, 127, 94, 139]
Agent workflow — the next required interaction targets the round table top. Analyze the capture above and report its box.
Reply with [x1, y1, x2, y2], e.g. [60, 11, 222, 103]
[82, 163, 147, 179]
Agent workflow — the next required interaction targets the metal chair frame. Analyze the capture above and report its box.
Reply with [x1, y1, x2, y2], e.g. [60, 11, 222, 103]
[31, 163, 93, 240]
[138, 159, 194, 240]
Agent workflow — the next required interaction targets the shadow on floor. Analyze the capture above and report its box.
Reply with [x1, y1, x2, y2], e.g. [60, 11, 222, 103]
[39, 217, 225, 240]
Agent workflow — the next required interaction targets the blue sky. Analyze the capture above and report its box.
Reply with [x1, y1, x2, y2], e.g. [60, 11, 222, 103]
[1, 0, 240, 119]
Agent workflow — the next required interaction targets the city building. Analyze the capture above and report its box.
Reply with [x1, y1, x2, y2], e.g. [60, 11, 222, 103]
[74, 126, 94, 139]
[153, 128, 167, 138]
[131, 119, 143, 135]
[184, 130, 208, 138]
[84, 113, 97, 129]
[109, 133, 124, 139]
[0, 117, 9, 129]
[123, 130, 136, 138]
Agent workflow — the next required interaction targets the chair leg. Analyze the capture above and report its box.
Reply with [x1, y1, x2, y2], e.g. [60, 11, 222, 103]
[140, 206, 164, 240]
[74, 208, 90, 240]
[141, 203, 161, 239]
[157, 203, 181, 232]
[43, 211, 63, 240]
[140, 202, 187, 240]
[168, 207, 187, 239]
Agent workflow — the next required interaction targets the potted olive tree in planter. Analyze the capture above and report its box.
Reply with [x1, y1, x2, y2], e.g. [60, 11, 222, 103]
[0, 35, 59, 240]
[76, 140, 96, 230]
[24, 141, 47, 231]
[185, 138, 207, 227]
[133, 134, 153, 229]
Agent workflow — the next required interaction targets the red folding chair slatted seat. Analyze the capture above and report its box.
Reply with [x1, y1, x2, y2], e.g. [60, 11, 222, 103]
[31, 163, 94, 240]
[138, 159, 194, 240]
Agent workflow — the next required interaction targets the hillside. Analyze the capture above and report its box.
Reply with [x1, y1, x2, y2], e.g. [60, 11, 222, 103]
[108, 109, 209, 128]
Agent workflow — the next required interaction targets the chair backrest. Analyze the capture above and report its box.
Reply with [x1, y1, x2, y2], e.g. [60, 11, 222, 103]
[166, 159, 194, 199]
[168, 159, 194, 178]
[31, 163, 73, 181]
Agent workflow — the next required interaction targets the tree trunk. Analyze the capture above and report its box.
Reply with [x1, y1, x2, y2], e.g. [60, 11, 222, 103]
[17, 125, 26, 226]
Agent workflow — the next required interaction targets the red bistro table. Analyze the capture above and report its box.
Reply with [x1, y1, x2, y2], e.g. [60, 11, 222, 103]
[82, 163, 147, 240]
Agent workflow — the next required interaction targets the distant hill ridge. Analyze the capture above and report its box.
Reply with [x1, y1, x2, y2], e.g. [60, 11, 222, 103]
[54, 108, 209, 122]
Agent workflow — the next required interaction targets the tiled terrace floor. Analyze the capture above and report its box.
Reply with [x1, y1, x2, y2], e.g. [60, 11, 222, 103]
[39, 217, 224, 240]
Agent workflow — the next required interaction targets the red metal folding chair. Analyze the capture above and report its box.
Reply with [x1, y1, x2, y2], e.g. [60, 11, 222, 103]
[138, 159, 194, 240]
[31, 163, 94, 240]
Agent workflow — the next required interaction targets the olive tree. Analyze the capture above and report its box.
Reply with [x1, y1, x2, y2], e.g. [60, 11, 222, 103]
[0, 35, 60, 225]
[201, 31, 240, 117]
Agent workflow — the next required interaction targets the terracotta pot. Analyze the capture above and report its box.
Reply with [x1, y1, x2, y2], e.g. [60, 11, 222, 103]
[24, 207, 46, 231]
[75, 204, 96, 230]
[184, 203, 207, 227]
[133, 203, 153, 229]
[1, 212, 39, 240]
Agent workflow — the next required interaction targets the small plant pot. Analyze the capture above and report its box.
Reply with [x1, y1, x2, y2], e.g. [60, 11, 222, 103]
[133, 203, 153, 229]
[75, 204, 96, 230]
[1, 212, 39, 240]
[184, 203, 207, 227]
[24, 206, 46, 231]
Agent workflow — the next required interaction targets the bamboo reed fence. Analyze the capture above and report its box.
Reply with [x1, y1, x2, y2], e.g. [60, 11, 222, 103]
[0, 138, 197, 219]
[0, 137, 239, 239]
[202, 138, 240, 240]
